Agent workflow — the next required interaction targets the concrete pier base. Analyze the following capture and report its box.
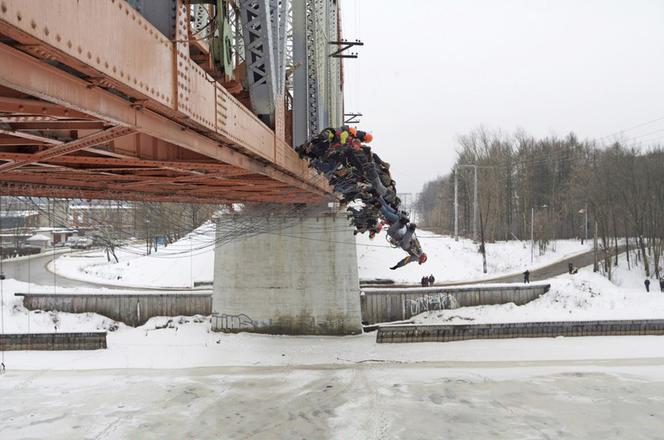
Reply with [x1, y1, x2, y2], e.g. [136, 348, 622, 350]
[212, 212, 362, 335]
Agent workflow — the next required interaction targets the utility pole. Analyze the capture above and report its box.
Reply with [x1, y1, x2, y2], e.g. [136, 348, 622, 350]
[454, 168, 458, 241]
[584, 203, 588, 243]
[593, 221, 599, 272]
[457, 164, 479, 241]
[530, 207, 534, 263]
[473, 165, 478, 242]
[145, 219, 150, 255]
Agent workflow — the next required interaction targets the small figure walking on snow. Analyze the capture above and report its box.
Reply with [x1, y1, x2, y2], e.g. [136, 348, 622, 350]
[523, 270, 530, 284]
[644, 279, 651, 293]
[659, 278, 664, 293]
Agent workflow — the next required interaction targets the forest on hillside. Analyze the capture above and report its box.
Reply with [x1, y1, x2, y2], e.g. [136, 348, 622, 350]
[415, 128, 664, 278]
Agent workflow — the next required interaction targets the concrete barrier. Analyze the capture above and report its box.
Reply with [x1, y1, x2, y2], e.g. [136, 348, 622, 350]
[361, 283, 550, 325]
[376, 319, 664, 343]
[0, 332, 107, 350]
[16, 292, 212, 327]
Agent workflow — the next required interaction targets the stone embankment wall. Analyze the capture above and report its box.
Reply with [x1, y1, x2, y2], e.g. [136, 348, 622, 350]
[17, 293, 212, 326]
[376, 319, 664, 343]
[362, 284, 550, 324]
[0, 332, 107, 350]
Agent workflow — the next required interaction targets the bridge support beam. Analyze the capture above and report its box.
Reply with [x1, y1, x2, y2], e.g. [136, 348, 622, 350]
[212, 211, 362, 335]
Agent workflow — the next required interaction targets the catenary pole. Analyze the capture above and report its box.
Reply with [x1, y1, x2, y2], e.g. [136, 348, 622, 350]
[457, 164, 479, 242]
[585, 203, 588, 242]
[530, 207, 534, 263]
[454, 168, 458, 241]
[593, 221, 599, 272]
[473, 165, 478, 242]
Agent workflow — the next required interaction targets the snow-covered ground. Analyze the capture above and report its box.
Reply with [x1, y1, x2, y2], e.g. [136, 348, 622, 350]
[1, 264, 664, 370]
[3, 257, 664, 439]
[2, 363, 664, 440]
[357, 230, 591, 283]
[49, 222, 216, 288]
[49, 222, 591, 287]
[414, 263, 663, 324]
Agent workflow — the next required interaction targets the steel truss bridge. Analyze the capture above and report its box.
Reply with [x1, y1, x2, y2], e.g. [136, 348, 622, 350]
[0, 0, 347, 204]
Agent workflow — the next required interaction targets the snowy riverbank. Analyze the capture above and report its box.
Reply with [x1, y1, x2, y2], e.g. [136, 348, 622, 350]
[48, 221, 592, 288]
[0, 262, 663, 370]
[413, 264, 663, 324]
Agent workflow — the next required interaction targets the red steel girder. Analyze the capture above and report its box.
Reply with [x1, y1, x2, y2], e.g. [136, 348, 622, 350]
[0, 183, 237, 204]
[0, 96, 92, 120]
[0, 170, 310, 203]
[0, 151, 248, 173]
[0, 126, 135, 173]
[0, 42, 329, 200]
[0, 137, 47, 146]
[6, 121, 107, 130]
[0, 128, 63, 145]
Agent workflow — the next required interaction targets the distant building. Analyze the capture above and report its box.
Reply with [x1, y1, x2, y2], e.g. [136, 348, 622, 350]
[0, 209, 41, 250]
[0, 210, 40, 229]
[26, 233, 51, 251]
[25, 227, 79, 250]
[68, 203, 135, 237]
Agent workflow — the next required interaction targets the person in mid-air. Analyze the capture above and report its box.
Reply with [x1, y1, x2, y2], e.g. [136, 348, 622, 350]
[377, 196, 427, 270]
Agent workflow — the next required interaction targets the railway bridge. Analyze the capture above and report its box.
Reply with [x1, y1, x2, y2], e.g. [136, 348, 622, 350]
[0, 0, 362, 335]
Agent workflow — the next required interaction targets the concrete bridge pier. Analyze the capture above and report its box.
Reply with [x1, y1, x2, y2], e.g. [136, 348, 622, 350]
[212, 211, 362, 335]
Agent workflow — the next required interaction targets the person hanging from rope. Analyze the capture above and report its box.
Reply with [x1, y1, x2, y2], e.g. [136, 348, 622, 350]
[347, 200, 382, 236]
[295, 127, 335, 159]
[387, 224, 427, 270]
[377, 196, 427, 269]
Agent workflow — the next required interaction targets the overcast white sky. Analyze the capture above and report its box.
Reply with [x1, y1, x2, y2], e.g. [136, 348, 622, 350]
[341, 0, 664, 194]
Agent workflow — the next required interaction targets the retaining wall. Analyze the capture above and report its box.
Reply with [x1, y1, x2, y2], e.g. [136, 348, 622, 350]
[0, 332, 107, 350]
[376, 319, 664, 343]
[17, 292, 212, 327]
[361, 284, 550, 324]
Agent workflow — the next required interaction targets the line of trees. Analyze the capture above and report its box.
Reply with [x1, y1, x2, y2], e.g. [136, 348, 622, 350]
[416, 128, 664, 279]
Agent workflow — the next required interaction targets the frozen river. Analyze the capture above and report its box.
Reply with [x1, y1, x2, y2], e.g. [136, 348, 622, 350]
[2, 360, 664, 439]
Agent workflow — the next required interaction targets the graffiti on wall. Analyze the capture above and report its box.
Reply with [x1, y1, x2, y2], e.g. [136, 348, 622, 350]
[216, 313, 256, 330]
[407, 293, 460, 316]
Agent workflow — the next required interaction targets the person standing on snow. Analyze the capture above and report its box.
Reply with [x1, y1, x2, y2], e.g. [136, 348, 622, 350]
[645, 279, 651, 292]
[523, 270, 530, 284]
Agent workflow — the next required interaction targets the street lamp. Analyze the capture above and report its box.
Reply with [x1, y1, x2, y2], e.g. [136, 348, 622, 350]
[531, 204, 548, 263]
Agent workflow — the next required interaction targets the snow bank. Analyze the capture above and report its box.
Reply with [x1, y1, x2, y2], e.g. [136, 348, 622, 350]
[414, 264, 664, 325]
[2, 262, 664, 370]
[0, 279, 125, 333]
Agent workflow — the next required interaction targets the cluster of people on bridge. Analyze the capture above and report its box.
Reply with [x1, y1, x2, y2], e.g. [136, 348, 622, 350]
[296, 126, 427, 270]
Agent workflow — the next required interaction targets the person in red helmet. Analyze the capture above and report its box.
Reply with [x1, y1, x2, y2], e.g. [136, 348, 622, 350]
[389, 236, 427, 270]
[381, 213, 427, 270]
